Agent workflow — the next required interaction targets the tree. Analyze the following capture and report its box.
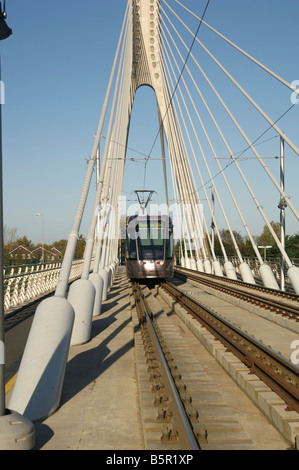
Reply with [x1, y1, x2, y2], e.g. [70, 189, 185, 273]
[256, 221, 280, 257]
[3, 225, 18, 265]
[285, 233, 299, 259]
[214, 229, 248, 257]
[242, 236, 256, 257]
[52, 239, 67, 257]
[14, 236, 35, 250]
[74, 234, 86, 259]
[4, 236, 35, 266]
[3, 225, 17, 245]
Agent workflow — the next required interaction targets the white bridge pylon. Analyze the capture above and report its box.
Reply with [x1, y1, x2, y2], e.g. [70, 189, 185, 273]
[129, 0, 210, 274]
[9, 0, 299, 422]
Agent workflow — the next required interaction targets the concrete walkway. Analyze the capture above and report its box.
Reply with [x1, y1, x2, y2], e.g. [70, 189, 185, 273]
[33, 267, 145, 450]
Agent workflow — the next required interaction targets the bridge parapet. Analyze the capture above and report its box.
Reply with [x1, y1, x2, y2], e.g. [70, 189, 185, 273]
[3, 259, 93, 313]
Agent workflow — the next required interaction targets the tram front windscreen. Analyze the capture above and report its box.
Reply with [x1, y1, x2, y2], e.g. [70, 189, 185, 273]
[137, 220, 173, 261]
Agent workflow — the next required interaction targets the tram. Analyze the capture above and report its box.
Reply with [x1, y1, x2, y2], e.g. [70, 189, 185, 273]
[125, 214, 174, 279]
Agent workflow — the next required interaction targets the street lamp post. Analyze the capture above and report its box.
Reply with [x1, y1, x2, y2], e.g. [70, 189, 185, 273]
[278, 137, 287, 291]
[210, 185, 215, 254]
[0, 0, 12, 422]
[0, 59, 5, 421]
[258, 245, 272, 262]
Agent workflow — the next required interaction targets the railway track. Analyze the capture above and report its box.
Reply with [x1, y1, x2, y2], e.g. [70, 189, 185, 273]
[128, 264, 299, 448]
[160, 281, 299, 415]
[4, 266, 299, 449]
[175, 267, 299, 322]
[131, 281, 201, 450]
[3, 266, 298, 450]
[130, 279, 293, 450]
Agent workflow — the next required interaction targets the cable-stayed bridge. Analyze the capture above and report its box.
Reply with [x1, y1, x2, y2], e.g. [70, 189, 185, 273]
[2, 0, 299, 450]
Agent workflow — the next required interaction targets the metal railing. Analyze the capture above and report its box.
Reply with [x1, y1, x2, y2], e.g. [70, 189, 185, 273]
[222, 256, 299, 282]
[176, 255, 299, 288]
[3, 259, 92, 313]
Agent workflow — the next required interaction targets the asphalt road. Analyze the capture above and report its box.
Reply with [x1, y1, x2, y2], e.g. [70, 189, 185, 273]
[4, 304, 36, 384]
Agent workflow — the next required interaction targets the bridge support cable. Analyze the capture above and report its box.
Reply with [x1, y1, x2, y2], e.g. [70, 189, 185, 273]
[157, 63, 194, 215]
[165, 122, 204, 270]
[90, 10, 132, 304]
[161, 9, 262, 283]
[173, 0, 299, 98]
[193, 36, 299, 220]
[9, 1, 299, 426]
[56, 3, 129, 299]
[168, 150, 198, 268]
[161, 34, 224, 275]
[130, 0, 211, 270]
[160, 1, 299, 292]
[159, 95, 202, 269]
[160, 4, 258, 283]
[162, 3, 292, 214]
[93, 7, 133, 294]
[156, 39, 207, 269]
[8, 3, 131, 422]
[161, 19, 241, 279]
[163, 0, 299, 223]
[67, 6, 131, 345]
[100, 19, 132, 261]
[157, 108, 170, 209]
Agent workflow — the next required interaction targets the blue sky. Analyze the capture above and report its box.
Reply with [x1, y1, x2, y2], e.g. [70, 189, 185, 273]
[1, 0, 298, 245]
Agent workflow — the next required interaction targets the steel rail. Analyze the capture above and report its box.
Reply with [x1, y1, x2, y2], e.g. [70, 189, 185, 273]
[132, 281, 200, 450]
[175, 267, 299, 319]
[175, 266, 299, 300]
[162, 281, 299, 414]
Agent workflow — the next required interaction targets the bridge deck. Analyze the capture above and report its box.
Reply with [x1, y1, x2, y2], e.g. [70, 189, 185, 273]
[5, 266, 294, 451]
[28, 267, 144, 450]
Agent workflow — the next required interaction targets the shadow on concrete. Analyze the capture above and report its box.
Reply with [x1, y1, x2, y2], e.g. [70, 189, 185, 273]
[34, 270, 134, 449]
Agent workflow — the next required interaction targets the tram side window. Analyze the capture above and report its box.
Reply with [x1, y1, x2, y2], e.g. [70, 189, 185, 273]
[165, 231, 174, 259]
[126, 236, 137, 260]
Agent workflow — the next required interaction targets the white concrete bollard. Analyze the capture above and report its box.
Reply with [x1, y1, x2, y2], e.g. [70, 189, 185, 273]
[190, 258, 197, 270]
[105, 265, 112, 293]
[98, 267, 109, 301]
[68, 279, 96, 345]
[259, 264, 279, 289]
[0, 410, 35, 450]
[212, 260, 223, 277]
[224, 261, 238, 280]
[239, 262, 255, 284]
[89, 272, 104, 316]
[196, 259, 204, 272]
[203, 259, 212, 274]
[287, 265, 299, 295]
